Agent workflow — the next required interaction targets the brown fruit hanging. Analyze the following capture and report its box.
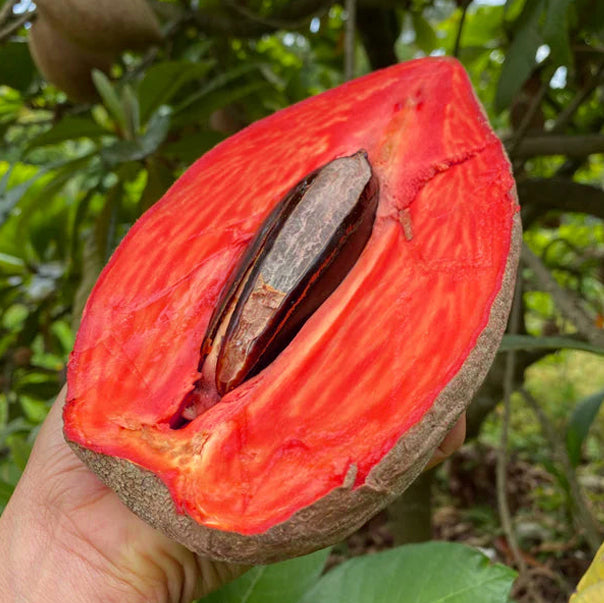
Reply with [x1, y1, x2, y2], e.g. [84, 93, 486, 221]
[34, 0, 162, 53]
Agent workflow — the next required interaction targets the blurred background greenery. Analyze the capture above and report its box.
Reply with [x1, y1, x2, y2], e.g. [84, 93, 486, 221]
[0, 1, 603, 600]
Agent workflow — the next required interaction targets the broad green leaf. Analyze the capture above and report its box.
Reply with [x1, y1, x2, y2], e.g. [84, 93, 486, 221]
[542, 0, 572, 66]
[566, 389, 604, 466]
[0, 170, 47, 227]
[92, 70, 127, 132]
[19, 397, 51, 423]
[459, 5, 505, 47]
[138, 60, 215, 122]
[172, 62, 267, 127]
[0, 478, 15, 511]
[101, 107, 171, 164]
[95, 180, 123, 264]
[571, 541, 604, 602]
[412, 12, 438, 54]
[161, 130, 224, 164]
[16, 378, 60, 403]
[0, 252, 25, 274]
[200, 548, 331, 603]
[495, 0, 544, 112]
[26, 116, 110, 151]
[300, 542, 516, 603]
[122, 85, 141, 141]
[172, 81, 269, 129]
[138, 157, 175, 213]
[0, 41, 36, 92]
[6, 433, 32, 472]
[499, 335, 604, 356]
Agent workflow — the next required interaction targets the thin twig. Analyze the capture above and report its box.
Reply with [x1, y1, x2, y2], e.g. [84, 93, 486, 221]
[0, 0, 17, 27]
[521, 243, 604, 348]
[344, 0, 356, 81]
[507, 79, 549, 159]
[520, 388, 602, 555]
[497, 280, 548, 603]
[452, 2, 469, 58]
[224, 0, 328, 30]
[497, 279, 526, 570]
[0, 5, 33, 43]
[509, 133, 604, 158]
[549, 61, 604, 134]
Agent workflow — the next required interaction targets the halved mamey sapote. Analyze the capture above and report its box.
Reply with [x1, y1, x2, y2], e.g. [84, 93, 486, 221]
[64, 57, 521, 564]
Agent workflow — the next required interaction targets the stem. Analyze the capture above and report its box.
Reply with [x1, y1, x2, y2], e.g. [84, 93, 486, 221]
[496, 279, 526, 571]
[344, 0, 356, 81]
[520, 388, 602, 555]
[521, 243, 604, 348]
[452, 3, 468, 58]
[497, 280, 548, 603]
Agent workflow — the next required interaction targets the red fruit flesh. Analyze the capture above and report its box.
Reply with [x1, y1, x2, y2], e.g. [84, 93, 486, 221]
[65, 58, 519, 538]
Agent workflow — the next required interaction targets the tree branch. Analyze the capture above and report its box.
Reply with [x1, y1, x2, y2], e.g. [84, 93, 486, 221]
[521, 243, 604, 348]
[193, 0, 332, 37]
[452, 2, 469, 58]
[344, 0, 357, 80]
[517, 178, 604, 224]
[549, 61, 604, 134]
[508, 134, 604, 158]
[506, 80, 549, 160]
[0, 0, 17, 26]
[0, 2, 34, 43]
[356, 5, 399, 69]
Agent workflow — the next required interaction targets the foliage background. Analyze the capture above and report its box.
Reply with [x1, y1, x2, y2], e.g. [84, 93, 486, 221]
[0, 0, 603, 601]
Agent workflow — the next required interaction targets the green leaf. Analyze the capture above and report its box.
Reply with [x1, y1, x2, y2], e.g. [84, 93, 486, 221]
[300, 543, 516, 603]
[26, 116, 110, 151]
[0, 170, 47, 227]
[172, 62, 267, 127]
[0, 252, 25, 274]
[161, 129, 224, 164]
[138, 60, 215, 122]
[566, 389, 604, 467]
[542, 0, 572, 66]
[0, 478, 15, 511]
[95, 180, 123, 264]
[101, 107, 171, 165]
[200, 548, 331, 603]
[138, 157, 174, 213]
[499, 335, 604, 356]
[122, 85, 141, 140]
[92, 70, 127, 132]
[6, 433, 32, 472]
[412, 12, 438, 54]
[17, 378, 60, 402]
[0, 41, 36, 92]
[495, 0, 544, 112]
[173, 81, 269, 129]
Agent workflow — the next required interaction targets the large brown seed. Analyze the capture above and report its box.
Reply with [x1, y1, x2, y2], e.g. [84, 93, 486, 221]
[206, 150, 379, 395]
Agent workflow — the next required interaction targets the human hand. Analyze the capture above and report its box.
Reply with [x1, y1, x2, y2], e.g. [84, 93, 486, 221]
[425, 412, 466, 470]
[0, 387, 247, 603]
[0, 388, 465, 603]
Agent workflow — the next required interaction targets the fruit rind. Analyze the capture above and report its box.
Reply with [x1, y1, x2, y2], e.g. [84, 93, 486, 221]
[68, 209, 520, 565]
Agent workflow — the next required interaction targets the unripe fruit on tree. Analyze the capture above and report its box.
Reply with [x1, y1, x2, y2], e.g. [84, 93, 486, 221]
[28, 17, 114, 102]
[28, 0, 161, 101]
[34, 0, 162, 53]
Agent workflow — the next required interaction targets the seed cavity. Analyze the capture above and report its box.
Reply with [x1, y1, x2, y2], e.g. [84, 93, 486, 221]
[170, 151, 379, 428]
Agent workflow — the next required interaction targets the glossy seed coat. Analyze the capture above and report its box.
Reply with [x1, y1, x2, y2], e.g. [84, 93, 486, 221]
[203, 151, 379, 395]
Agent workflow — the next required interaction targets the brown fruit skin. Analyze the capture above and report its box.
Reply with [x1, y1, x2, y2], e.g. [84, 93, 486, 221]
[34, 0, 162, 53]
[67, 212, 521, 565]
[28, 17, 114, 102]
